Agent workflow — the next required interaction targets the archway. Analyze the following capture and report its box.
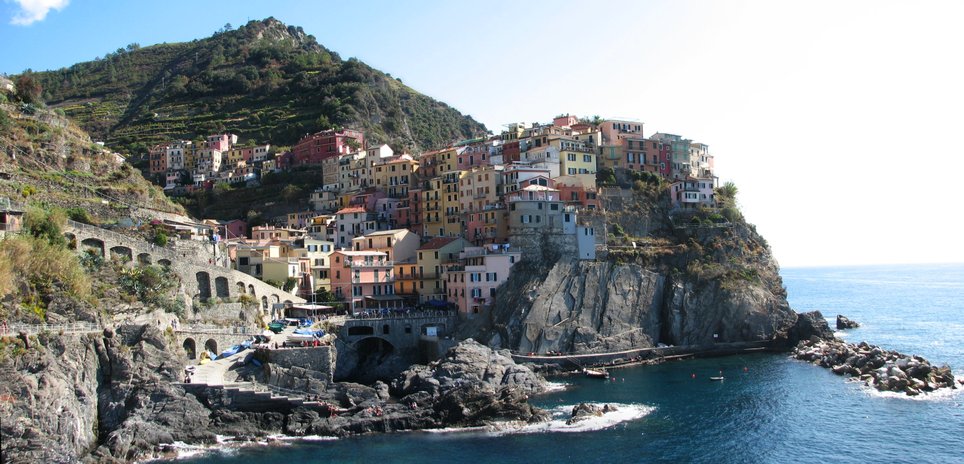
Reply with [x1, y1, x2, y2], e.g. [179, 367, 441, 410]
[248, 284, 256, 296]
[271, 294, 280, 305]
[137, 253, 152, 265]
[345, 336, 397, 383]
[204, 339, 218, 355]
[261, 296, 268, 310]
[236, 282, 246, 295]
[347, 325, 375, 337]
[215, 276, 229, 298]
[109, 245, 133, 262]
[183, 338, 197, 360]
[158, 258, 172, 267]
[80, 238, 104, 257]
[196, 272, 212, 300]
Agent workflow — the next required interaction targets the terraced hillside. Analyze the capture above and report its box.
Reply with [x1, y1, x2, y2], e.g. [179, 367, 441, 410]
[26, 18, 488, 157]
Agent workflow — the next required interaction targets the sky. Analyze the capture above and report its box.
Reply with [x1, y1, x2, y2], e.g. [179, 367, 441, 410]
[2, 0, 963, 268]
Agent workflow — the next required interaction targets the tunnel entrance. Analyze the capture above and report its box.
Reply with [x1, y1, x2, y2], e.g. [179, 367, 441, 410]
[342, 337, 396, 384]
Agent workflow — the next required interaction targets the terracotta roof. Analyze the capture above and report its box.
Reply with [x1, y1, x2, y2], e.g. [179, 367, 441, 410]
[336, 206, 367, 214]
[418, 237, 459, 250]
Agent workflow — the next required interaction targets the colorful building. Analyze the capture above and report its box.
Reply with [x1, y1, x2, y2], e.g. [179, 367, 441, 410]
[443, 245, 521, 317]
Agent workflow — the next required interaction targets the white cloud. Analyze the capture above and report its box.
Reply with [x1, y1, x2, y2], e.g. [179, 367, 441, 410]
[10, 0, 69, 26]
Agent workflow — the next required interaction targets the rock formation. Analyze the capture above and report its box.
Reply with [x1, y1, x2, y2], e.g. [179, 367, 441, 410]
[836, 314, 860, 330]
[481, 217, 804, 354]
[793, 339, 956, 396]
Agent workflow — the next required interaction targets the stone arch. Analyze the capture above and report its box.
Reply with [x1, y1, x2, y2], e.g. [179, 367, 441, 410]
[347, 325, 375, 337]
[261, 296, 268, 309]
[196, 272, 212, 300]
[215, 276, 229, 298]
[183, 338, 197, 360]
[271, 294, 280, 305]
[248, 284, 256, 296]
[109, 245, 133, 262]
[158, 258, 172, 267]
[204, 339, 218, 355]
[80, 238, 105, 257]
[236, 282, 246, 295]
[137, 253, 152, 265]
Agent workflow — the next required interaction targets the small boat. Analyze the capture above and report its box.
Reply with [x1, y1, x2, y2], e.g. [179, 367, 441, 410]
[583, 368, 610, 379]
[709, 376, 725, 381]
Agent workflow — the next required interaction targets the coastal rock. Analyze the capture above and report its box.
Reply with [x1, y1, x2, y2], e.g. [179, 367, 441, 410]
[787, 311, 835, 345]
[836, 315, 861, 330]
[391, 339, 549, 426]
[480, 218, 802, 354]
[792, 338, 956, 396]
[392, 339, 548, 398]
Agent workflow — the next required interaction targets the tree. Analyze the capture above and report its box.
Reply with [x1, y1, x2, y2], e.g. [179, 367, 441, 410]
[14, 74, 43, 105]
[716, 181, 739, 205]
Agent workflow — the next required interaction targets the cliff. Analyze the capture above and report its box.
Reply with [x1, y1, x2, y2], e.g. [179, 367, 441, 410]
[477, 181, 801, 354]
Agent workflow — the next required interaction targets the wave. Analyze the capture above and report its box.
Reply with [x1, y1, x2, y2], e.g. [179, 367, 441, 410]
[422, 402, 654, 436]
[543, 381, 569, 393]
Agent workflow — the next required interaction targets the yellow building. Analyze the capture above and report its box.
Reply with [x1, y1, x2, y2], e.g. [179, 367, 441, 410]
[458, 165, 503, 214]
[422, 178, 444, 237]
[552, 136, 597, 176]
[372, 154, 418, 199]
[415, 237, 469, 303]
[441, 170, 464, 236]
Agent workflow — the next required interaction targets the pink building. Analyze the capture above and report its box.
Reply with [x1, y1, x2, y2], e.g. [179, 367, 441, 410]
[553, 114, 579, 128]
[669, 177, 717, 209]
[206, 133, 237, 152]
[554, 175, 599, 210]
[292, 129, 365, 166]
[444, 245, 521, 317]
[329, 250, 397, 313]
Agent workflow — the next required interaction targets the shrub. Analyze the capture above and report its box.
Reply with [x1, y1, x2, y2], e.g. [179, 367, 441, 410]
[65, 207, 94, 225]
[23, 206, 66, 247]
[611, 223, 625, 236]
[152, 229, 168, 247]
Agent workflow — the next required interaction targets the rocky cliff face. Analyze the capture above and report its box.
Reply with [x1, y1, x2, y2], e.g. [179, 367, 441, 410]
[0, 325, 214, 463]
[480, 207, 801, 354]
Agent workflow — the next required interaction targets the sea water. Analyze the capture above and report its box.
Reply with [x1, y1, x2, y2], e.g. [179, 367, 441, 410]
[182, 264, 964, 463]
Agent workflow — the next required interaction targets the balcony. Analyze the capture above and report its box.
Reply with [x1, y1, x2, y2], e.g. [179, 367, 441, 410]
[345, 260, 394, 268]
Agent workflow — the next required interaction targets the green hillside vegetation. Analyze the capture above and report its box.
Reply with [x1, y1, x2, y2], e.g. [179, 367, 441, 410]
[0, 87, 186, 223]
[26, 18, 488, 158]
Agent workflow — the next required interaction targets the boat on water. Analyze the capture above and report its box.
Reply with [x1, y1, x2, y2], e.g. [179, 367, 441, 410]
[583, 368, 610, 379]
[709, 376, 725, 381]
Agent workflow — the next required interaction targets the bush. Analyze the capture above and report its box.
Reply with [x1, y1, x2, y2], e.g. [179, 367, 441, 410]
[65, 207, 94, 225]
[611, 223, 625, 236]
[23, 206, 67, 247]
[152, 229, 168, 247]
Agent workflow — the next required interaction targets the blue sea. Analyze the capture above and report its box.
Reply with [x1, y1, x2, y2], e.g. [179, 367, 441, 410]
[181, 264, 964, 463]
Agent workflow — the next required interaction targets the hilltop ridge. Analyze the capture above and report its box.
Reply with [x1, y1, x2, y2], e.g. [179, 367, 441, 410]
[24, 18, 488, 156]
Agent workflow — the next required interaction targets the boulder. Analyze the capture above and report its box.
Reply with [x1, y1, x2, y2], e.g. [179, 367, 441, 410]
[835, 315, 861, 330]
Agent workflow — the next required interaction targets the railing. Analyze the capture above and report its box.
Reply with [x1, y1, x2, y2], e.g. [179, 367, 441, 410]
[348, 309, 454, 320]
[176, 324, 252, 335]
[344, 260, 394, 268]
[3, 321, 102, 336]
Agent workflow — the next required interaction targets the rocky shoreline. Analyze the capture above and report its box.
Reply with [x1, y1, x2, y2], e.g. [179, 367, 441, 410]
[792, 338, 956, 396]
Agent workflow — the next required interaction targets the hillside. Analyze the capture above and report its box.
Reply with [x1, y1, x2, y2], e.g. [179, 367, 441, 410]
[0, 88, 187, 224]
[25, 18, 488, 157]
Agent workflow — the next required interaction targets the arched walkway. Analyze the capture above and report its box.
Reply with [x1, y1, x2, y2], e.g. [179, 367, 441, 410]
[137, 253, 152, 265]
[109, 245, 133, 262]
[196, 272, 212, 300]
[183, 338, 197, 360]
[204, 339, 218, 355]
[215, 276, 229, 298]
[80, 238, 104, 257]
[236, 281, 246, 295]
[248, 284, 256, 296]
